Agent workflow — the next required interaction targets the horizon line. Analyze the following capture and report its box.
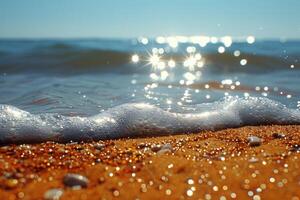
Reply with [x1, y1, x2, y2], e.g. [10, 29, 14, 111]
[0, 36, 300, 42]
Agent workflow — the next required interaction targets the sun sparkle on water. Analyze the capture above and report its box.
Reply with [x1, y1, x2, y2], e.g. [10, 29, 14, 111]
[130, 35, 297, 110]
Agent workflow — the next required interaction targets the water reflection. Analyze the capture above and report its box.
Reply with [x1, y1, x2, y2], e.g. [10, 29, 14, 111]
[130, 35, 298, 112]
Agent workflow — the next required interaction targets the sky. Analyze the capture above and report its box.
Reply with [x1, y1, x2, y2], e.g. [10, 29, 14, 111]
[0, 0, 300, 39]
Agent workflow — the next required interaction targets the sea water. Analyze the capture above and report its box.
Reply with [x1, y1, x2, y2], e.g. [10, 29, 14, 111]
[0, 37, 299, 143]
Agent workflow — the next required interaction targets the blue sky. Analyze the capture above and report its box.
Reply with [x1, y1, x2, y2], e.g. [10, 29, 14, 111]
[0, 0, 299, 39]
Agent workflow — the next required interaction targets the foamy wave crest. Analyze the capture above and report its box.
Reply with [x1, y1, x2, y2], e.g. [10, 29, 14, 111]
[0, 97, 299, 144]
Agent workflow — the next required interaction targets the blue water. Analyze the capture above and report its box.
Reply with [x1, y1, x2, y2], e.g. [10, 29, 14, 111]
[0, 37, 299, 143]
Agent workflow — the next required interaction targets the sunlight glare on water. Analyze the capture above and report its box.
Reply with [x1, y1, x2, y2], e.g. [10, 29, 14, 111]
[129, 35, 299, 112]
[0, 36, 298, 115]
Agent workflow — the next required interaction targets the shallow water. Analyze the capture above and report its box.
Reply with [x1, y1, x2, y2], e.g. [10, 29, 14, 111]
[0, 38, 299, 143]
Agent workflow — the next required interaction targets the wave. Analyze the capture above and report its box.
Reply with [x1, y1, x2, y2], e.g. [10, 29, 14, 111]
[0, 43, 298, 74]
[204, 52, 298, 73]
[0, 97, 299, 144]
[0, 46, 131, 74]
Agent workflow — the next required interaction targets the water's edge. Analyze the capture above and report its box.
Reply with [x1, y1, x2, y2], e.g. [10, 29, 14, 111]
[1, 97, 299, 144]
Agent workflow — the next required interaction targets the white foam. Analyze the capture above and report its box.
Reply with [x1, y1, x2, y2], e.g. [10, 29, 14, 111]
[0, 97, 299, 144]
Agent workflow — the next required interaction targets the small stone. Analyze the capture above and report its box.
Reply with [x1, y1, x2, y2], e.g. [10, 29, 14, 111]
[3, 172, 12, 178]
[248, 157, 259, 163]
[156, 144, 173, 155]
[151, 144, 162, 152]
[151, 144, 173, 153]
[247, 136, 262, 147]
[272, 132, 285, 139]
[94, 143, 105, 150]
[63, 173, 89, 188]
[75, 146, 84, 151]
[137, 143, 147, 149]
[4, 179, 18, 189]
[290, 144, 300, 152]
[157, 148, 172, 155]
[98, 177, 106, 184]
[161, 143, 173, 151]
[44, 188, 64, 200]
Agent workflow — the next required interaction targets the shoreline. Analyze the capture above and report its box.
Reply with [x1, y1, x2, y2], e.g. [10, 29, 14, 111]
[1, 125, 300, 199]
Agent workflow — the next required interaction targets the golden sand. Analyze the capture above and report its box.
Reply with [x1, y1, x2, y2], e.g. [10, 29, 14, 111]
[1, 125, 300, 199]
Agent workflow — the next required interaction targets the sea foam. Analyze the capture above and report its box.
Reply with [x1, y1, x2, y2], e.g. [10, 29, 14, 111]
[0, 97, 299, 144]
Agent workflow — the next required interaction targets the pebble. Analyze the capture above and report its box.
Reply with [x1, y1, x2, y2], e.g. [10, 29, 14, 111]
[272, 132, 285, 139]
[151, 143, 173, 152]
[63, 173, 89, 188]
[290, 144, 300, 152]
[151, 144, 162, 152]
[137, 143, 147, 149]
[161, 143, 173, 150]
[157, 148, 172, 155]
[93, 143, 105, 150]
[248, 157, 259, 163]
[156, 144, 173, 155]
[44, 188, 64, 200]
[247, 136, 262, 147]
[4, 179, 18, 189]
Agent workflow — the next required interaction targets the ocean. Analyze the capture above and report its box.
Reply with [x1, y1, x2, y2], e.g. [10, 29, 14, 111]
[0, 37, 299, 143]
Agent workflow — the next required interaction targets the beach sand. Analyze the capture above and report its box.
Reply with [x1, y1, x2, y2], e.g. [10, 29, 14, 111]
[1, 125, 300, 199]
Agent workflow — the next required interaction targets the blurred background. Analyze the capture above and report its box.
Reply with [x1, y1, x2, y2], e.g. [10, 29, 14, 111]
[0, 0, 299, 115]
[1, 0, 300, 39]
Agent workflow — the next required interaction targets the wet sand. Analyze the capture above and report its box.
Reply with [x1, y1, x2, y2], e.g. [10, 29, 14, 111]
[0, 125, 300, 200]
